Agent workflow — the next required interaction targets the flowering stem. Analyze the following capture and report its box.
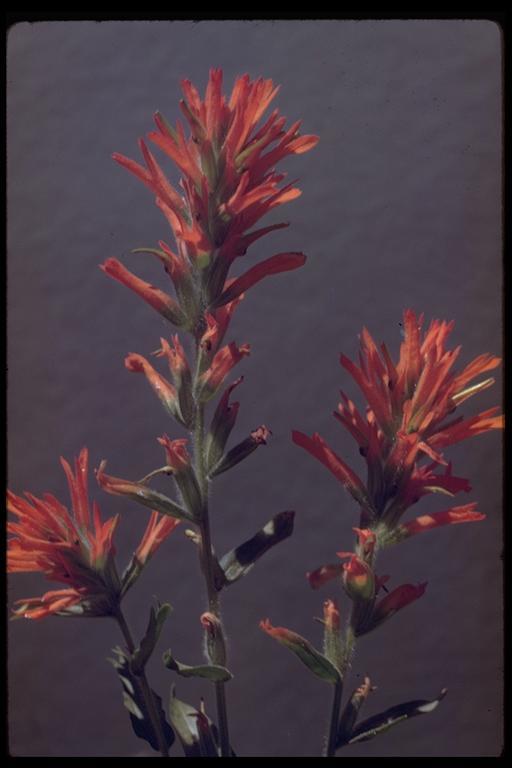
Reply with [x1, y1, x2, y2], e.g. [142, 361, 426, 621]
[114, 606, 170, 758]
[193, 398, 231, 757]
[324, 679, 343, 757]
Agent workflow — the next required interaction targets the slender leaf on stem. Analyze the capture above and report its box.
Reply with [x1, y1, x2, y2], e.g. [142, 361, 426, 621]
[163, 650, 233, 682]
[96, 462, 194, 522]
[109, 646, 175, 752]
[260, 619, 340, 684]
[131, 602, 172, 675]
[338, 688, 447, 747]
[219, 510, 295, 586]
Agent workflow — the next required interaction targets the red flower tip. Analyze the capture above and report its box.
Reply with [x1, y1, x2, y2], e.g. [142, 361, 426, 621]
[353, 527, 376, 558]
[157, 435, 191, 474]
[323, 599, 341, 632]
[250, 425, 272, 444]
[124, 353, 145, 373]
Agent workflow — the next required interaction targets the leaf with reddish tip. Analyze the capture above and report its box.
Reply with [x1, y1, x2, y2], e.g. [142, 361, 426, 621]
[260, 619, 340, 683]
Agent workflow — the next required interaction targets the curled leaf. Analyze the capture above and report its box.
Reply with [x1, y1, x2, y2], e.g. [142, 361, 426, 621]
[163, 650, 232, 682]
[219, 510, 295, 587]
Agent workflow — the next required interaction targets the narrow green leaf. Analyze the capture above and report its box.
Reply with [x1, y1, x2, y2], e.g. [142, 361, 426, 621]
[219, 511, 295, 586]
[260, 620, 340, 684]
[131, 602, 172, 674]
[163, 650, 232, 682]
[109, 647, 175, 752]
[339, 688, 448, 747]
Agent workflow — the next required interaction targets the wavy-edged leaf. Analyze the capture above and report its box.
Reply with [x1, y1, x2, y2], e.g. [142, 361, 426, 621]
[109, 646, 174, 752]
[131, 602, 172, 674]
[260, 619, 340, 683]
[219, 511, 295, 586]
[163, 650, 232, 682]
[339, 688, 447, 746]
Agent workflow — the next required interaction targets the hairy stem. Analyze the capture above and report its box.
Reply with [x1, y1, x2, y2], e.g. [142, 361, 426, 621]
[114, 606, 170, 758]
[193, 398, 231, 757]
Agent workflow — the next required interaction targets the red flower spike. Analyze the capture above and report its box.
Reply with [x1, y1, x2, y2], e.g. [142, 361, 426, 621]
[7, 450, 177, 620]
[100, 258, 185, 326]
[326, 310, 503, 524]
[113, 69, 317, 302]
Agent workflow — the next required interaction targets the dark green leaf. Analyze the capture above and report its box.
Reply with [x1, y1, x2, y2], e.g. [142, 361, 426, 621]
[109, 647, 175, 753]
[163, 650, 232, 682]
[131, 603, 172, 674]
[339, 688, 448, 746]
[219, 511, 295, 586]
[168, 686, 219, 757]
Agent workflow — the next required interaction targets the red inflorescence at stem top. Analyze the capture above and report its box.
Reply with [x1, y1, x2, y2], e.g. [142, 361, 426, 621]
[293, 309, 503, 528]
[102, 68, 318, 330]
[7, 449, 179, 619]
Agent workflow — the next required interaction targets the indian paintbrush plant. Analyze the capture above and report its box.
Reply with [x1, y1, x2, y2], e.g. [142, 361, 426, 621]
[7, 70, 502, 757]
[261, 309, 503, 755]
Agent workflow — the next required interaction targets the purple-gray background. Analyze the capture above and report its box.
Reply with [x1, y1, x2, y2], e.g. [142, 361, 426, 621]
[7, 20, 503, 757]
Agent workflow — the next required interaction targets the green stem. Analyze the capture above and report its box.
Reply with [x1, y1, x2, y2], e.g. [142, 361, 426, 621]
[193, 400, 231, 757]
[114, 607, 170, 758]
[324, 679, 343, 757]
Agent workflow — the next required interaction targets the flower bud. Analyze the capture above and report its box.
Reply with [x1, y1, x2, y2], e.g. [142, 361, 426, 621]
[208, 425, 271, 477]
[200, 612, 226, 666]
[158, 435, 202, 517]
[155, 336, 194, 427]
[338, 553, 375, 602]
